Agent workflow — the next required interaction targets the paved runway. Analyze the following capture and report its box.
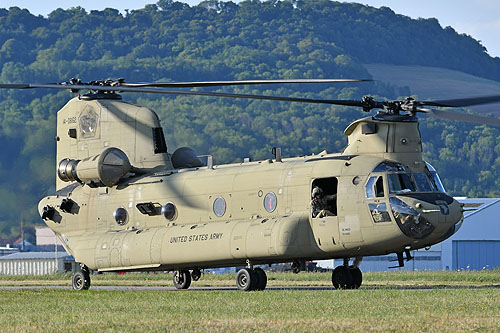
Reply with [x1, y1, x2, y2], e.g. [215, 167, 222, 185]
[1, 285, 499, 291]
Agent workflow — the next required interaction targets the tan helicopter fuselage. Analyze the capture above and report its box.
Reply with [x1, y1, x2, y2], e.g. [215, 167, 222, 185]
[38, 97, 463, 272]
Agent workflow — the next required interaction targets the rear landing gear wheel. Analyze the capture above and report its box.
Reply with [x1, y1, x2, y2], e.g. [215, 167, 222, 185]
[349, 267, 362, 289]
[173, 270, 191, 289]
[331, 266, 352, 290]
[254, 267, 267, 291]
[191, 268, 202, 281]
[72, 266, 90, 291]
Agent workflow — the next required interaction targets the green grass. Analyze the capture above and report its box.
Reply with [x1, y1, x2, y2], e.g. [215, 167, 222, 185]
[0, 288, 499, 332]
[1, 270, 500, 287]
[1, 271, 500, 331]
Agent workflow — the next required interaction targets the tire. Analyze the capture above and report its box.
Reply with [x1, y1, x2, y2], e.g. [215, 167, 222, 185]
[349, 267, 363, 289]
[72, 270, 90, 291]
[254, 267, 267, 291]
[173, 270, 192, 289]
[291, 261, 301, 274]
[236, 268, 257, 291]
[331, 266, 353, 290]
[191, 268, 202, 281]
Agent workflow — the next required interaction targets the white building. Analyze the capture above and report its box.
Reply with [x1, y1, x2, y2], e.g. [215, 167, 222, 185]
[0, 252, 72, 275]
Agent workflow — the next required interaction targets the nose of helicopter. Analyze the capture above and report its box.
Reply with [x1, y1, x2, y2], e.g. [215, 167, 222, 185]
[417, 197, 462, 234]
[390, 194, 463, 241]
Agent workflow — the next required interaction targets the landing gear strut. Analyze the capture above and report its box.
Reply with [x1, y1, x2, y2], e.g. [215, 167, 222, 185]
[72, 264, 91, 290]
[331, 258, 363, 290]
[235, 267, 268, 291]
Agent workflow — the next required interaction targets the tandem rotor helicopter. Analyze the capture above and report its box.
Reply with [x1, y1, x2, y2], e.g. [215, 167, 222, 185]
[2, 78, 500, 291]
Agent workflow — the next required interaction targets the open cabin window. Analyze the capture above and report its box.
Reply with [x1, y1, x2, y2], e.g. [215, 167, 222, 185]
[311, 177, 338, 217]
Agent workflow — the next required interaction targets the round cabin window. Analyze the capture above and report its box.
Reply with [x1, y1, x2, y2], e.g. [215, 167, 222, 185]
[113, 207, 128, 226]
[263, 192, 277, 213]
[213, 197, 226, 217]
[161, 202, 177, 221]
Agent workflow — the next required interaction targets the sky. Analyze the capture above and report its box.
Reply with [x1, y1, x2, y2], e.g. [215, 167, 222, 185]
[2, 0, 500, 57]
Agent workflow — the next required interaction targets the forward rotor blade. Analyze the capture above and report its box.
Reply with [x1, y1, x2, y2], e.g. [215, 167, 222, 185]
[418, 108, 500, 126]
[421, 94, 500, 108]
[121, 78, 371, 88]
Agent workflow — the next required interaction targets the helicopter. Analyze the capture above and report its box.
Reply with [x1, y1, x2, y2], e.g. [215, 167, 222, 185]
[1, 78, 500, 291]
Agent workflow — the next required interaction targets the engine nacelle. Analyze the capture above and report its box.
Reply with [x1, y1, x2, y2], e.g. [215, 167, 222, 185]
[58, 147, 131, 187]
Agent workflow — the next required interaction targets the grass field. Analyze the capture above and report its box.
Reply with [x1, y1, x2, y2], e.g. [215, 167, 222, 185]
[1, 271, 500, 331]
[1, 270, 500, 287]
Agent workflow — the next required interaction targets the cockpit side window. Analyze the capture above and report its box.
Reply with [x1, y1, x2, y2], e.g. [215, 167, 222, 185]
[366, 175, 385, 199]
[425, 162, 446, 193]
[429, 172, 446, 192]
[366, 176, 376, 199]
[375, 177, 384, 197]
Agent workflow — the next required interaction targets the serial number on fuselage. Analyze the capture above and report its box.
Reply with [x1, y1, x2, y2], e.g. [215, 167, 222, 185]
[169, 232, 224, 244]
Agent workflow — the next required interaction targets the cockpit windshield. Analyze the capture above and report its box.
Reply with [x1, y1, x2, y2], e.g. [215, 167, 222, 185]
[412, 173, 434, 192]
[387, 173, 416, 194]
[367, 162, 446, 197]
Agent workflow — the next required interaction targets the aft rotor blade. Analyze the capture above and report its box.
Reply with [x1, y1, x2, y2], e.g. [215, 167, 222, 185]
[420, 94, 500, 108]
[122, 78, 371, 88]
[418, 108, 500, 126]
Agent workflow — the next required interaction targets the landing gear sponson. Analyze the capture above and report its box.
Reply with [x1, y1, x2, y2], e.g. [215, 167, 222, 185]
[331, 257, 363, 289]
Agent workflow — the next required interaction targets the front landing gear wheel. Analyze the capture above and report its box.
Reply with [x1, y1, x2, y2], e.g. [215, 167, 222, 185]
[349, 267, 362, 289]
[236, 268, 258, 291]
[72, 268, 90, 291]
[173, 270, 191, 289]
[331, 266, 352, 290]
